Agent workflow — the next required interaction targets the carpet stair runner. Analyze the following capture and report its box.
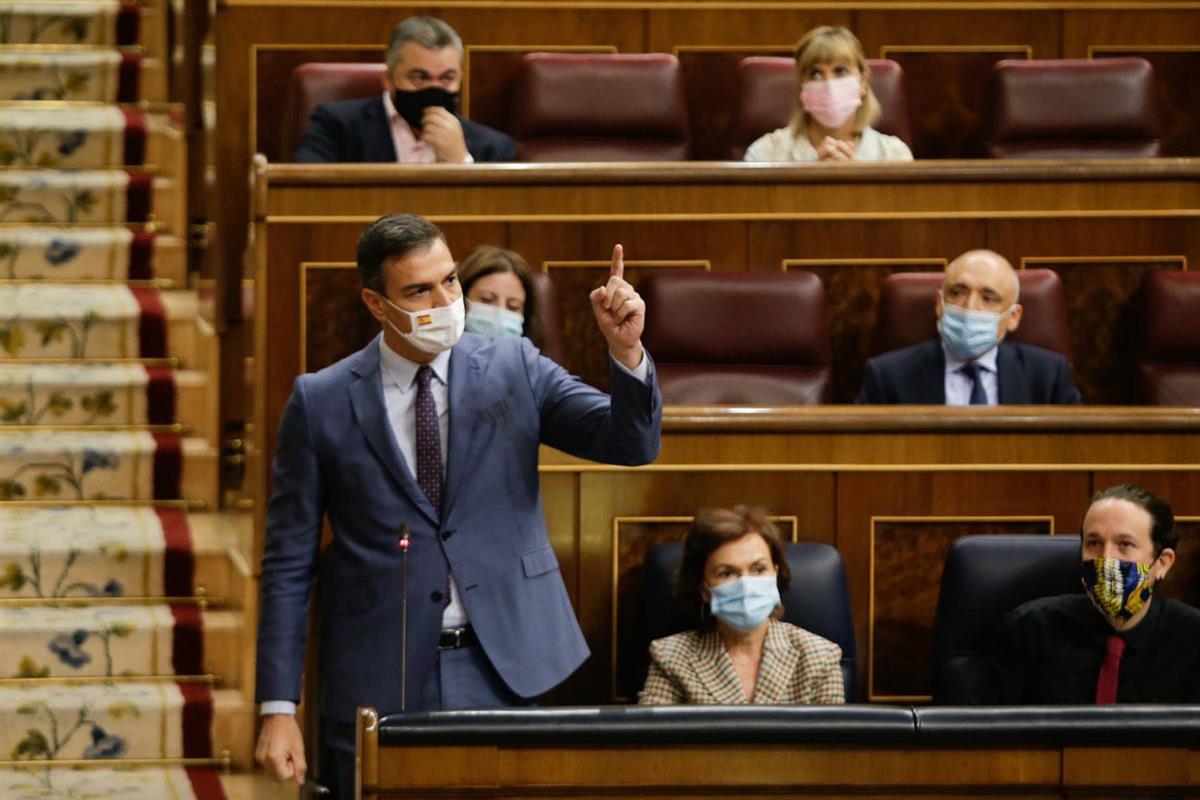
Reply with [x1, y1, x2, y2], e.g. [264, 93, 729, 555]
[0, 46, 166, 104]
[0, 226, 185, 284]
[0, 168, 182, 236]
[0, 3, 246, 794]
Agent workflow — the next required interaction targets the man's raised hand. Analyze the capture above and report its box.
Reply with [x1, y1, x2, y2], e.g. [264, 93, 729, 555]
[588, 244, 645, 371]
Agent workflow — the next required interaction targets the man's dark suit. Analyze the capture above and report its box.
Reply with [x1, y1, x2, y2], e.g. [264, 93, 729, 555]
[857, 339, 1082, 404]
[256, 333, 661, 733]
[294, 96, 517, 163]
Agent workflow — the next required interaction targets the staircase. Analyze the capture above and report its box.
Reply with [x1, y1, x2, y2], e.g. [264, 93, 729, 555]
[0, 2, 256, 797]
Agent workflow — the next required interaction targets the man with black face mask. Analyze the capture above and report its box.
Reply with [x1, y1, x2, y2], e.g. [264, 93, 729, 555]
[294, 16, 516, 164]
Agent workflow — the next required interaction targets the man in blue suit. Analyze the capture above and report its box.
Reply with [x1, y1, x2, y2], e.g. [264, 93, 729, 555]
[858, 249, 1081, 405]
[254, 214, 660, 796]
[294, 17, 516, 164]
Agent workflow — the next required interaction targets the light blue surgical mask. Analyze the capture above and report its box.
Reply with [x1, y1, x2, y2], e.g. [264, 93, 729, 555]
[465, 302, 524, 338]
[707, 575, 781, 632]
[938, 302, 1013, 362]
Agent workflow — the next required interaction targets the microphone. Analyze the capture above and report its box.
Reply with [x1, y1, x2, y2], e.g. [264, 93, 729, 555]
[397, 524, 411, 712]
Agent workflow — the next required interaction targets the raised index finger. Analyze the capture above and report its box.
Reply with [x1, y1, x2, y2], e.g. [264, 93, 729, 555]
[610, 244, 624, 280]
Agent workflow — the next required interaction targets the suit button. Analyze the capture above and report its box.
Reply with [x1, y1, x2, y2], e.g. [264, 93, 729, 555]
[441, 530, 454, 541]
[430, 590, 444, 602]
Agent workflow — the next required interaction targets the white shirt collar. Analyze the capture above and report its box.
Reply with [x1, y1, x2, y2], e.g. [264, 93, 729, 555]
[378, 333, 451, 389]
[942, 340, 1000, 375]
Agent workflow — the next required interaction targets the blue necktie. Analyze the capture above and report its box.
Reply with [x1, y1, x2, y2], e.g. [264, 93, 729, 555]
[960, 363, 988, 406]
[414, 365, 443, 515]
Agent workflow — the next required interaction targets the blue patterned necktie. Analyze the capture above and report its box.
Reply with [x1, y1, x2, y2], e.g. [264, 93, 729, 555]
[414, 365, 443, 515]
[959, 363, 988, 406]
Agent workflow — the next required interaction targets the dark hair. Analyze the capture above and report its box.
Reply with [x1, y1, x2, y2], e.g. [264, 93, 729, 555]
[356, 214, 446, 294]
[1090, 483, 1177, 554]
[457, 245, 545, 348]
[386, 17, 463, 71]
[676, 505, 791, 630]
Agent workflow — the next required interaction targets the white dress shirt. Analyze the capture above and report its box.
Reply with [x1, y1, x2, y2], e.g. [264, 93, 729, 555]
[743, 125, 913, 163]
[262, 334, 649, 715]
[943, 344, 999, 406]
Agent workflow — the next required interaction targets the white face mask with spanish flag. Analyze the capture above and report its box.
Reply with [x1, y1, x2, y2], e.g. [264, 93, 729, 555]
[380, 294, 465, 355]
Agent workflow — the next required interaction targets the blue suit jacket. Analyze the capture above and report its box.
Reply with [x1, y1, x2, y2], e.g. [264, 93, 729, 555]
[294, 96, 517, 163]
[857, 339, 1082, 404]
[255, 334, 661, 722]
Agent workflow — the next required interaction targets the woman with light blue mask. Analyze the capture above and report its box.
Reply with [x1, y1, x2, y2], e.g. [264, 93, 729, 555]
[638, 506, 844, 705]
[457, 245, 546, 348]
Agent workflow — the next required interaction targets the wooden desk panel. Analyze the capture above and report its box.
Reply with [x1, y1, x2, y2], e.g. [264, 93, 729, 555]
[255, 160, 1200, 398]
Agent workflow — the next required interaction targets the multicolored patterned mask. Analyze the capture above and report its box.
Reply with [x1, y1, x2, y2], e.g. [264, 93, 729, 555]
[1080, 556, 1155, 624]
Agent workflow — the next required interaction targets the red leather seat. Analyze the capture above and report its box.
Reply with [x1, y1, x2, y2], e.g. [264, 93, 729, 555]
[731, 57, 911, 159]
[640, 271, 831, 404]
[1137, 270, 1200, 405]
[871, 270, 1072, 360]
[986, 58, 1161, 158]
[510, 53, 690, 162]
[283, 62, 387, 161]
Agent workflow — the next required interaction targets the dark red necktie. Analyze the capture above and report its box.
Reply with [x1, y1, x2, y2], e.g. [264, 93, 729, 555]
[1094, 634, 1126, 704]
[414, 365, 443, 515]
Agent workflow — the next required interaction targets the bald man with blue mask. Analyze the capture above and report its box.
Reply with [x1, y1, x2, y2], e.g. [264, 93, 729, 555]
[858, 249, 1081, 405]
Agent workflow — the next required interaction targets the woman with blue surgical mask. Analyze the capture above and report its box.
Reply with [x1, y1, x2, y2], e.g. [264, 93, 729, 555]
[458, 245, 546, 348]
[638, 506, 845, 705]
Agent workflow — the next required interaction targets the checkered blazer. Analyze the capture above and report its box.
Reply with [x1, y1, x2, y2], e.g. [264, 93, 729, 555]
[638, 618, 845, 705]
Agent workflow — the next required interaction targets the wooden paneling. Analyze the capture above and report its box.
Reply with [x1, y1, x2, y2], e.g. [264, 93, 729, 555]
[675, 46, 792, 160]
[870, 516, 1053, 700]
[1092, 48, 1200, 158]
[259, 161, 1200, 402]
[879, 47, 1031, 159]
[1020, 256, 1187, 404]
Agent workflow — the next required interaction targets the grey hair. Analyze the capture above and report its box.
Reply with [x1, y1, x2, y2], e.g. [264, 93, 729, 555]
[385, 17, 463, 71]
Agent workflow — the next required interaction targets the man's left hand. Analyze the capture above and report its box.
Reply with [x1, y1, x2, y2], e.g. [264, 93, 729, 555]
[421, 107, 469, 163]
[589, 244, 645, 371]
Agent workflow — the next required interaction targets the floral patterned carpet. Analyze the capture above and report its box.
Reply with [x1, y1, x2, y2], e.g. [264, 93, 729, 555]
[0, 3, 229, 795]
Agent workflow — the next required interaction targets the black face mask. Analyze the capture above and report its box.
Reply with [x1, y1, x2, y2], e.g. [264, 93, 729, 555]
[392, 87, 460, 131]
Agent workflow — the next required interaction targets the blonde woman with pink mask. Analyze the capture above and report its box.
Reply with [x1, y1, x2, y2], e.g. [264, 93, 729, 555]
[744, 26, 913, 163]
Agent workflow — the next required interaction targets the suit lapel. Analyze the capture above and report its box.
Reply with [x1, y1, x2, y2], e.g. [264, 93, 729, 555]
[346, 340, 438, 525]
[915, 341, 947, 404]
[362, 99, 398, 162]
[996, 342, 1025, 404]
[692, 630, 749, 704]
[752, 620, 796, 704]
[442, 339, 486, 515]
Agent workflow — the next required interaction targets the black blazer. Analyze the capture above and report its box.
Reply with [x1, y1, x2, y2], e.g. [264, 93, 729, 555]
[857, 339, 1082, 404]
[294, 96, 517, 163]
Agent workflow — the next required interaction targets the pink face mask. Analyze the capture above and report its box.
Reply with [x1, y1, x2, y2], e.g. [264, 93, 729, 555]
[800, 74, 863, 130]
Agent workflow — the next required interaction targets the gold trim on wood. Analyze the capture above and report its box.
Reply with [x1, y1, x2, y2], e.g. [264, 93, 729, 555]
[1089, 45, 1200, 57]
[543, 259, 712, 274]
[880, 44, 1034, 59]
[1020, 254, 1188, 271]
[539, 463, 1200, 473]
[671, 44, 793, 57]
[867, 514, 1056, 703]
[781, 256, 947, 272]
[609, 514, 798, 701]
[266, 209, 1200, 225]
